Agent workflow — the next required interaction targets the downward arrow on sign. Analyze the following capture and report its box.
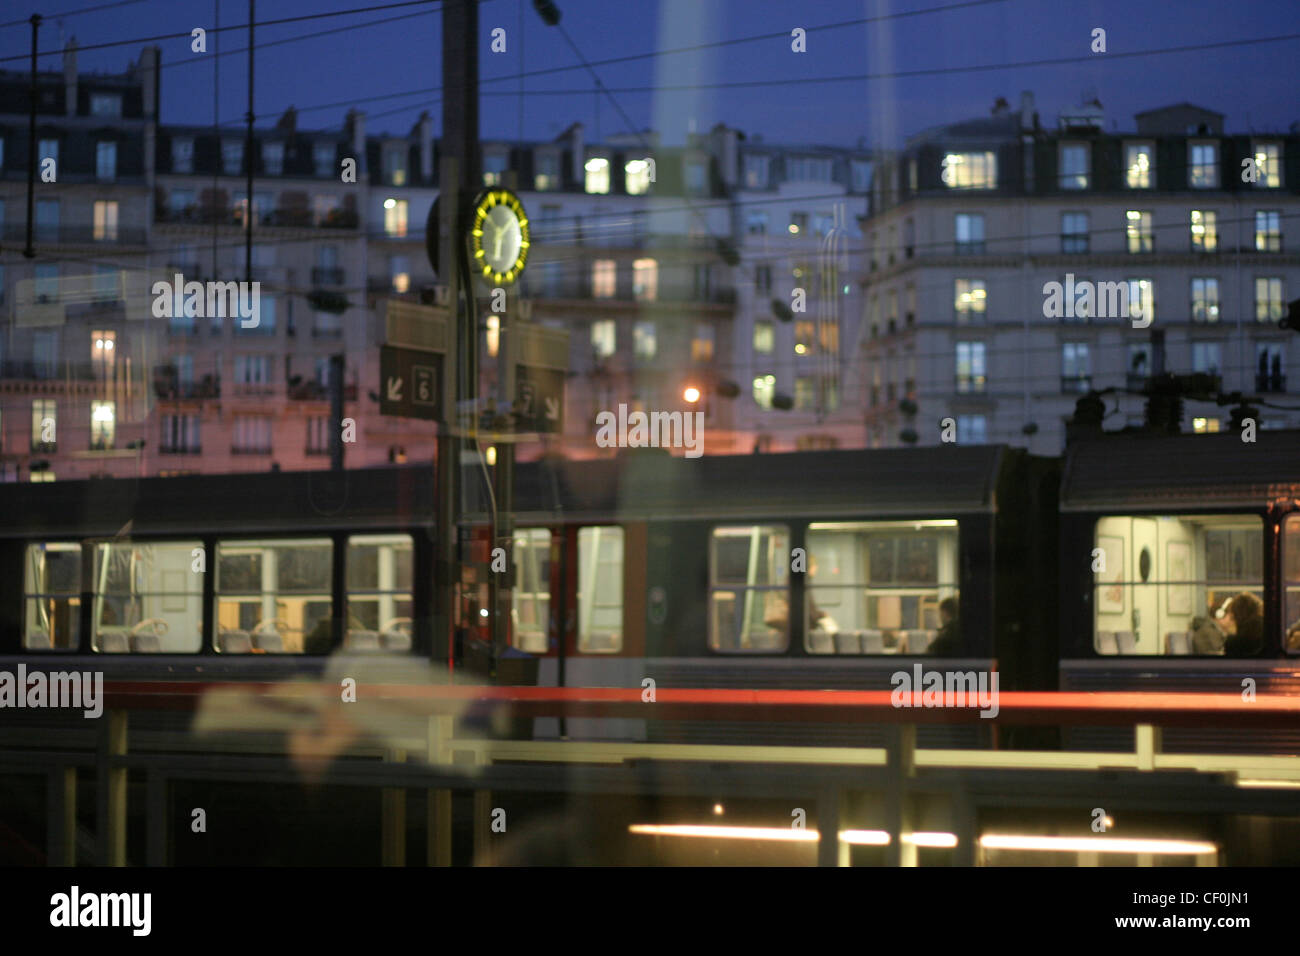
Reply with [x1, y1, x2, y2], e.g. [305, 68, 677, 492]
[387, 377, 403, 401]
[544, 396, 559, 420]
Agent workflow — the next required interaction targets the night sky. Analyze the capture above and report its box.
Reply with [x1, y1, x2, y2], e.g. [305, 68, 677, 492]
[1, 0, 1296, 147]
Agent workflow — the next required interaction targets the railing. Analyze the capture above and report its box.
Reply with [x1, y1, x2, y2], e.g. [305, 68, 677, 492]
[156, 207, 359, 230]
[0, 360, 99, 381]
[1256, 373, 1287, 393]
[153, 372, 220, 400]
[1, 223, 148, 245]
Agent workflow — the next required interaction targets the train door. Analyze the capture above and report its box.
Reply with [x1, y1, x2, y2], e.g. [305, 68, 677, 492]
[1130, 517, 1160, 653]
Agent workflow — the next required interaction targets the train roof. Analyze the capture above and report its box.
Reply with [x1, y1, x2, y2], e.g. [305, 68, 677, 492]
[1060, 430, 1300, 512]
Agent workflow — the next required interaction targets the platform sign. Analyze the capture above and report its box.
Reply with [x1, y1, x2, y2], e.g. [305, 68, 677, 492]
[380, 345, 443, 421]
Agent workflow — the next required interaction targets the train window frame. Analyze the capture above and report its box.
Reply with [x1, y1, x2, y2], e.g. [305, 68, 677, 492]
[1283, 515, 1300, 655]
[345, 533, 415, 653]
[576, 525, 623, 654]
[215, 537, 334, 654]
[90, 539, 204, 654]
[1091, 513, 1264, 657]
[805, 519, 960, 656]
[512, 527, 552, 654]
[707, 524, 791, 654]
[22, 541, 83, 652]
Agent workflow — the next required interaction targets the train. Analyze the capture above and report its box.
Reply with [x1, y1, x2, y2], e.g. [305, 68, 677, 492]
[2, 428, 1298, 752]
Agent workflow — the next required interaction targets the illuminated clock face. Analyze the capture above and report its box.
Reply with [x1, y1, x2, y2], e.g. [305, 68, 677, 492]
[470, 189, 529, 284]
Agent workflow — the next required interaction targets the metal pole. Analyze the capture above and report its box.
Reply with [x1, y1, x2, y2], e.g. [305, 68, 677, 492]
[245, 0, 254, 283]
[436, 159, 460, 672]
[23, 15, 41, 259]
[329, 353, 345, 470]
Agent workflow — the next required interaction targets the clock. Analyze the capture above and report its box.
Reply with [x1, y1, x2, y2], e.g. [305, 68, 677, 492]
[469, 189, 529, 285]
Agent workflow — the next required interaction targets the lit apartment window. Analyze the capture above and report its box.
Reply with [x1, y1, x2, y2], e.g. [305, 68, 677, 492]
[263, 141, 284, 175]
[820, 320, 839, 353]
[753, 373, 776, 409]
[633, 258, 657, 301]
[789, 212, 807, 236]
[1192, 342, 1221, 375]
[1190, 210, 1217, 252]
[1192, 417, 1221, 433]
[584, 156, 610, 194]
[534, 152, 560, 191]
[1061, 212, 1089, 253]
[385, 146, 408, 186]
[592, 259, 616, 298]
[956, 341, 986, 393]
[955, 213, 985, 253]
[90, 400, 115, 450]
[794, 377, 816, 410]
[957, 415, 987, 444]
[1188, 142, 1218, 188]
[954, 279, 986, 322]
[1257, 343, 1285, 393]
[625, 159, 652, 195]
[92, 329, 116, 372]
[753, 320, 774, 355]
[591, 319, 616, 358]
[1253, 143, 1282, 188]
[1255, 210, 1281, 252]
[90, 93, 122, 117]
[93, 201, 118, 241]
[794, 319, 815, 356]
[633, 321, 657, 360]
[31, 400, 56, 451]
[172, 137, 193, 174]
[1126, 210, 1153, 253]
[383, 198, 408, 237]
[1124, 143, 1154, 188]
[313, 142, 335, 177]
[745, 154, 770, 189]
[1127, 278, 1155, 324]
[942, 151, 996, 190]
[222, 140, 243, 175]
[482, 151, 507, 187]
[1255, 277, 1283, 322]
[692, 323, 715, 362]
[390, 255, 410, 293]
[1190, 277, 1220, 322]
[96, 141, 116, 181]
[1059, 142, 1089, 189]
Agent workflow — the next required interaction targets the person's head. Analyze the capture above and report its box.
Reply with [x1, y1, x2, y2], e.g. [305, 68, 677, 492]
[939, 597, 958, 624]
[1222, 592, 1263, 635]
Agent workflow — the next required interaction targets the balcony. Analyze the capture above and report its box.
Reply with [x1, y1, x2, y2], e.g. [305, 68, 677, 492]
[288, 380, 357, 401]
[1, 360, 97, 381]
[160, 444, 202, 455]
[2, 222, 147, 246]
[1257, 372, 1287, 393]
[153, 368, 220, 400]
[312, 266, 346, 286]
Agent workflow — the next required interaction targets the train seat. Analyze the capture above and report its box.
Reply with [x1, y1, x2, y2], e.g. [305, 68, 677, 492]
[130, 633, 162, 653]
[834, 631, 861, 654]
[99, 631, 130, 653]
[905, 630, 936, 654]
[24, 632, 52, 650]
[218, 631, 252, 654]
[806, 629, 834, 653]
[1165, 631, 1192, 654]
[381, 630, 411, 651]
[1115, 631, 1138, 654]
[346, 630, 381, 651]
[860, 629, 885, 654]
[253, 631, 283, 652]
[1095, 631, 1119, 654]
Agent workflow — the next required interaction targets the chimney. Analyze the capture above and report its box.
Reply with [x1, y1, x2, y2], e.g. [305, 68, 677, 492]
[276, 106, 297, 134]
[710, 123, 738, 189]
[64, 37, 78, 115]
[345, 109, 366, 175]
[560, 122, 584, 185]
[139, 46, 159, 186]
[1019, 91, 1035, 130]
[418, 111, 433, 182]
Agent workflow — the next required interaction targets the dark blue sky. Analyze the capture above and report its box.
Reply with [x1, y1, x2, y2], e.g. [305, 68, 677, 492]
[3, 0, 1296, 147]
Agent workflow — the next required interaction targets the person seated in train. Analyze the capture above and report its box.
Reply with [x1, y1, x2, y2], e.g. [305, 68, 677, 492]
[763, 553, 837, 637]
[928, 596, 962, 656]
[1285, 621, 1300, 654]
[1189, 596, 1229, 654]
[1220, 592, 1265, 657]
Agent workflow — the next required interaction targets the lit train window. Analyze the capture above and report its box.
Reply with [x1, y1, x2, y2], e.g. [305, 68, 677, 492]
[805, 520, 959, 655]
[1284, 516, 1300, 655]
[215, 538, 332, 653]
[512, 528, 551, 653]
[708, 525, 789, 653]
[92, 541, 203, 653]
[1093, 515, 1263, 656]
[22, 543, 82, 651]
[577, 526, 623, 653]
[346, 535, 414, 653]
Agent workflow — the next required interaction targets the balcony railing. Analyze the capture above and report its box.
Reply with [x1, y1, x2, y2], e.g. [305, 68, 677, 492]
[1257, 373, 1287, 393]
[2, 222, 147, 245]
[156, 206, 359, 230]
[1, 360, 98, 381]
[288, 381, 357, 401]
[153, 370, 220, 400]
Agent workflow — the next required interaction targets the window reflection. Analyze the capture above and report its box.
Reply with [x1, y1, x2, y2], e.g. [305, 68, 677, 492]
[93, 541, 202, 652]
[23, 543, 82, 650]
[577, 526, 622, 653]
[345, 534, 413, 652]
[512, 528, 551, 653]
[708, 525, 789, 652]
[216, 538, 332, 653]
[1284, 516, 1300, 654]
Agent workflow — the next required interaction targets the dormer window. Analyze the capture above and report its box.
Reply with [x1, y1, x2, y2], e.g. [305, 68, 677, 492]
[263, 141, 284, 176]
[584, 156, 609, 194]
[384, 145, 407, 186]
[685, 159, 707, 195]
[1188, 141, 1218, 188]
[534, 151, 559, 191]
[313, 142, 335, 178]
[625, 159, 652, 196]
[90, 93, 121, 118]
[744, 154, 769, 189]
[222, 140, 243, 175]
[483, 151, 507, 187]
[1059, 142, 1089, 190]
[172, 137, 194, 174]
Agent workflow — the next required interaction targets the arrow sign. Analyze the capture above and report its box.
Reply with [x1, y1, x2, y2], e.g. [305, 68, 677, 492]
[387, 377, 403, 401]
[379, 346, 443, 421]
[544, 396, 559, 420]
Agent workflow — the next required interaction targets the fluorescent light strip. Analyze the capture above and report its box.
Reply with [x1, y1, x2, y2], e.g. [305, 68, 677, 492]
[980, 834, 1216, 855]
[627, 825, 957, 847]
[1237, 779, 1300, 789]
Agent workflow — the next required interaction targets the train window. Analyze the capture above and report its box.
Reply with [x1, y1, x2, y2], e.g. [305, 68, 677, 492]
[22, 543, 82, 651]
[1093, 515, 1263, 656]
[1284, 516, 1300, 655]
[512, 528, 551, 653]
[805, 521, 959, 655]
[577, 526, 623, 653]
[345, 535, 414, 652]
[708, 525, 790, 653]
[216, 538, 332, 653]
[92, 541, 203, 653]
